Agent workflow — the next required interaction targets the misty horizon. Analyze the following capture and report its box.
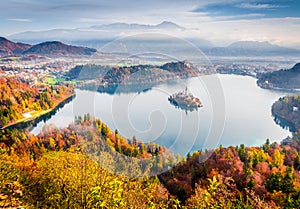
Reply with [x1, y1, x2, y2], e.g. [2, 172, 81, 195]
[1, 0, 300, 48]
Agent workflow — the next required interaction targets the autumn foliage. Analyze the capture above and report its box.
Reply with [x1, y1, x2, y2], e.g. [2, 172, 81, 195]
[0, 77, 74, 127]
[1, 91, 300, 208]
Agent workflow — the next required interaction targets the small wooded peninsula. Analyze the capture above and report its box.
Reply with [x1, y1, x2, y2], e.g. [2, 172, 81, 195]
[257, 63, 300, 91]
[272, 94, 300, 134]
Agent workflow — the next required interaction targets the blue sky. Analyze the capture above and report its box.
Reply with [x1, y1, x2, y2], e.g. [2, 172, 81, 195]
[193, 0, 300, 19]
[1, 0, 300, 47]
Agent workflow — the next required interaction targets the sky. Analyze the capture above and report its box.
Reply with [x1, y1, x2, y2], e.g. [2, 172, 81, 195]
[1, 0, 300, 47]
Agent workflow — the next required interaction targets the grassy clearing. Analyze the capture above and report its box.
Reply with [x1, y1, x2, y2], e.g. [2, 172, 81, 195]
[44, 77, 66, 85]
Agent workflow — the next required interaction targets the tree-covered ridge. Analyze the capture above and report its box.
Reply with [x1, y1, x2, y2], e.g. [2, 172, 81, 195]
[65, 61, 211, 94]
[2, 113, 300, 208]
[0, 115, 179, 208]
[65, 64, 110, 80]
[159, 139, 300, 208]
[104, 61, 200, 85]
[0, 145, 174, 208]
[0, 37, 31, 56]
[0, 115, 178, 175]
[0, 37, 97, 57]
[39, 115, 178, 172]
[65, 61, 210, 91]
[0, 77, 74, 128]
[257, 63, 300, 90]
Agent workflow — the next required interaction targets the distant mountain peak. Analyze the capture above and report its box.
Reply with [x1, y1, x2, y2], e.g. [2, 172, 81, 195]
[23, 41, 97, 56]
[38, 41, 65, 45]
[159, 21, 174, 25]
[156, 21, 184, 29]
[0, 37, 9, 42]
[90, 21, 184, 30]
[0, 36, 98, 57]
[207, 40, 300, 57]
[228, 41, 274, 49]
[0, 37, 31, 56]
[292, 63, 300, 72]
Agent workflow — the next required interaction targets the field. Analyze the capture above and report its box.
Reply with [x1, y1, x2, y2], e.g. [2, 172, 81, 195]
[44, 76, 66, 85]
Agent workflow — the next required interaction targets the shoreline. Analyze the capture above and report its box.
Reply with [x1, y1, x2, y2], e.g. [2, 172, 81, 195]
[0, 92, 75, 130]
[220, 72, 300, 93]
[257, 82, 300, 93]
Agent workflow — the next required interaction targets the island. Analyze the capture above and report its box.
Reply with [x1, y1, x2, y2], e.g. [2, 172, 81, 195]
[168, 87, 202, 111]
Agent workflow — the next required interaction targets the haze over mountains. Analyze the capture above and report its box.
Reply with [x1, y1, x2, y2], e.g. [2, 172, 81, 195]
[206, 41, 300, 57]
[3, 21, 300, 57]
[91, 21, 185, 31]
[9, 21, 185, 44]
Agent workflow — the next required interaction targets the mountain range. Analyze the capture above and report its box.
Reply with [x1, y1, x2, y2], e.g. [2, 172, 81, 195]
[8, 21, 300, 58]
[205, 41, 300, 57]
[0, 37, 97, 57]
[8, 21, 185, 44]
[2, 20, 300, 57]
[90, 21, 185, 31]
[2, 36, 300, 59]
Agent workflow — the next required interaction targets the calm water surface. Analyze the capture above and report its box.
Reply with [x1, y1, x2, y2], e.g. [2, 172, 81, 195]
[31, 74, 291, 155]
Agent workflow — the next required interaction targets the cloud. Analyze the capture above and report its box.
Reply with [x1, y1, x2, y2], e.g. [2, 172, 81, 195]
[214, 13, 265, 21]
[238, 3, 288, 10]
[7, 18, 32, 22]
[78, 18, 105, 23]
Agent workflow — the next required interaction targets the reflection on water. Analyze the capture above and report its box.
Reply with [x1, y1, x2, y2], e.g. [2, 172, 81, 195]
[5, 95, 75, 132]
[168, 101, 200, 114]
[272, 115, 296, 133]
[30, 74, 291, 155]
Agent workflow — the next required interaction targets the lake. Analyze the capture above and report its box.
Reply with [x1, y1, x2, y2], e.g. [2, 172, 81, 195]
[31, 74, 291, 155]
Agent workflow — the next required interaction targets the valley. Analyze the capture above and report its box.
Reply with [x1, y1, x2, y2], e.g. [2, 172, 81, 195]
[0, 37, 300, 208]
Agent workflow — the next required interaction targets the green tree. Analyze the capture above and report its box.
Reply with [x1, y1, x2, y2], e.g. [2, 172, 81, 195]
[101, 124, 109, 136]
[238, 144, 247, 162]
[294, 154, 300, 170]
[266, 172, 283, 192]
[282, 166, 294, 193]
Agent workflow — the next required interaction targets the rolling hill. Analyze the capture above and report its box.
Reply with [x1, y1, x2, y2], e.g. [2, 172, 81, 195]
[0, 37, 31, 56]
[206, 41, 300, 57]
[0, 37, 97, 57]
[23, 41, 97, 56]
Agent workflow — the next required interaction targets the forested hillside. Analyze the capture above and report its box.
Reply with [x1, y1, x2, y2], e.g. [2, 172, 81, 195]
[272, 95, 300, 132]
[1, 113, 300, 208]
[257, 63, 300, 90]
[66, 61, 209, 85]
[0, 115, 178, 208]
[0, 78, 74, 127]
[160, 139, 300, 208]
